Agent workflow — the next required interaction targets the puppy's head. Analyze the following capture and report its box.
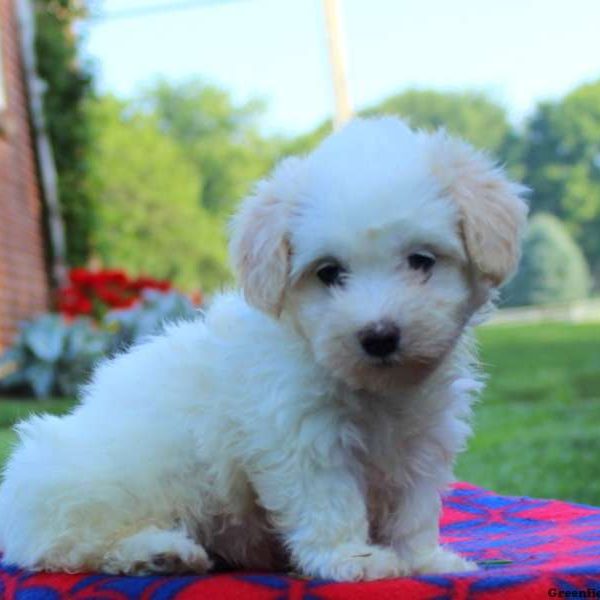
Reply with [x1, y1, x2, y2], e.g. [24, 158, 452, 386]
[230, 117, 528, 392]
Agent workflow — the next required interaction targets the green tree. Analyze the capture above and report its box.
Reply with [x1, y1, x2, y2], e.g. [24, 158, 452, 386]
[138, 79, 278, 215]
[522, 80, 600, 283]
[88, 97, 230, 291]
[282, 120, 333, 157]
[502, 213, 591, 307]
[286, 90, 522, 173]
[34, 0, 94, 265]
[364, 90, 515, 157]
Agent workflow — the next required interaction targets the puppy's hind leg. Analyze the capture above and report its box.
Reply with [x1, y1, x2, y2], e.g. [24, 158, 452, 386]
[102, 525, 212, 576]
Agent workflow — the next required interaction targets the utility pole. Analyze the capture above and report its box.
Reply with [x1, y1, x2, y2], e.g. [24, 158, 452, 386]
[322, 0, 353, 128]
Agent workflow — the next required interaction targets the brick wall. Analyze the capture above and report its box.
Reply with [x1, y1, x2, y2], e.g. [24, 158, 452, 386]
[0, 0, 50, 349]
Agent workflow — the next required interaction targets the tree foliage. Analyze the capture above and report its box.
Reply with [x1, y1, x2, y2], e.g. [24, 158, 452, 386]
[502, 213, 591, 307]
[522, 80, 600, 281]
[35, 11, 599, 301]
[282, 120, 333, 157]
[138, 79, 278, 215]
[86, 78, 282, 292]
[285, 90, 521, 174]
[364, 90, 514, 156]
[88, 97, 230, 291]
[34, 0, 94, 265]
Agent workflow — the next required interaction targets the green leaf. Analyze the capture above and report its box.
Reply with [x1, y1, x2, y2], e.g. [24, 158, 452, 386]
[25, 362, 56, 398]
[23, 315, 66, 362]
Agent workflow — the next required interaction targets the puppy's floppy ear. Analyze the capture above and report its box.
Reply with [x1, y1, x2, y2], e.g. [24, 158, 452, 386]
[229, 158, 302, 317]
[428, 132, 529, 287]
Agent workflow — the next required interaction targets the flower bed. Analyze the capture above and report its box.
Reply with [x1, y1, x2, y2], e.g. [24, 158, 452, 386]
[0, 269, 199, 398]
[58, 268, 172, 319]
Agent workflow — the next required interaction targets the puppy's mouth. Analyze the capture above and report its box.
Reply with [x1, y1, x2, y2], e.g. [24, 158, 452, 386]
[367, 355, 399, 368]
[362, 349, 442, 381]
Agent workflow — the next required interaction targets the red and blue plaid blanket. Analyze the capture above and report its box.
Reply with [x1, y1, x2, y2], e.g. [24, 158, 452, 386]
[2, 482, 600, 599]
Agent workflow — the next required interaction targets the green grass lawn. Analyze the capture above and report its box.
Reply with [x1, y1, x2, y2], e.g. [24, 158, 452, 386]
[0, 321, 598, 504]
[0, 398, 75, 468]
[456, 322, 600, 505]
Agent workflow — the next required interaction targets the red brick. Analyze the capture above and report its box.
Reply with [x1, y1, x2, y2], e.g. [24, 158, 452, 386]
[0, 0, 50, 350]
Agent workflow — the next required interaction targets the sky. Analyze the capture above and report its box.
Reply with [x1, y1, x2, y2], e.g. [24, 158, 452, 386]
[83, 0, 600, 136]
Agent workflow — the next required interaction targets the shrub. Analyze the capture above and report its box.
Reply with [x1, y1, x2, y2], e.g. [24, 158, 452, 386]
[106, 289, 197, 353]
[1, 267, 201, 399]
[502, 213, 591, 307]
[0, 315, 110, 398]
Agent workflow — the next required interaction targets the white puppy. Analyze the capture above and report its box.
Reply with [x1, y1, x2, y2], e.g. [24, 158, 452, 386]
[0, 118, 527, 581]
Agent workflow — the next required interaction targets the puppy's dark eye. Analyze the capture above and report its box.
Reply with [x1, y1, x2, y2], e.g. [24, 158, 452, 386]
[408, 252, 436, 273]
[316, 263, 346, 287]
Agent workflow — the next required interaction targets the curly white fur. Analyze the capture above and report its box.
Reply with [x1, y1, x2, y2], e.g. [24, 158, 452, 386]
[0, 117, 527, 581]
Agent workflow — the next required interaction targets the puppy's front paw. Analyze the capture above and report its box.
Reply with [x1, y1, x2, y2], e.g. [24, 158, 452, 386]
[103, 526, 212, 576]
[412, 546, 477, 574]
[303, 543, 408, 581]
[138, 548, 210, 575]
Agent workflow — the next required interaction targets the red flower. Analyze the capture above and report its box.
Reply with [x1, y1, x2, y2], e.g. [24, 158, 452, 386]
[57, 268, 178, 320]
[130, 276, 172, 292]
[58, 286, 93, 317]
[69, 268, 93, 287]
[98, 270, 129, 288]
[112, 296, 138, 309]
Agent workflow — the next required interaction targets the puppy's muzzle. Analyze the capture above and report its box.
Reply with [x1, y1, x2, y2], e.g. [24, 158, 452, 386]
[358, 321, 400, 358]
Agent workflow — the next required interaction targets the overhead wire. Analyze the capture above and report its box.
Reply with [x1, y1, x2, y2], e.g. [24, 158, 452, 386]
[90, 0, 249, 22]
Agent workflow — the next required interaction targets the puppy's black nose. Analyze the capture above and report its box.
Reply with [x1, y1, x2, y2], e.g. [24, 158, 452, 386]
[358, 322, 400, 358]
